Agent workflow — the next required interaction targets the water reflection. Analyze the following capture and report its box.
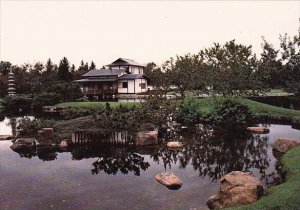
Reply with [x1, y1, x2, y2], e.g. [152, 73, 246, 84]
[152, 126, 270, 182]
[71, 144, 150, 176]
[9, 124, 277, 182]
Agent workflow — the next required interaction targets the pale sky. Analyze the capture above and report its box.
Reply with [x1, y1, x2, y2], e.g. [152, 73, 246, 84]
[0, 1, 299, 67]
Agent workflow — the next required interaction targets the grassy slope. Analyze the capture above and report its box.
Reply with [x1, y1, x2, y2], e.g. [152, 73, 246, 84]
[242, 98, 300, 121]
[228, 146, 300, 210]
[56, 101, 137, 108]
[197, 98, 300, 121]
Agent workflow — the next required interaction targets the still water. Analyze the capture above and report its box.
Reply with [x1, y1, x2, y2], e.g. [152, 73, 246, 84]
[1, 124, 300, 210]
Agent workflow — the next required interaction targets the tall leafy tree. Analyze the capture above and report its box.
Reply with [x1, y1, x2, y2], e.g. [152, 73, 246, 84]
[164, 53, 208, 97]
[255, 38, 283, 90]
[280, 31, 300, 95]
[201, 40, 258, 95]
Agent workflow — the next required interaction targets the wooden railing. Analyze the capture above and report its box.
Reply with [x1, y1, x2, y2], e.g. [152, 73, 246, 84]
[82, 89, 118, 95]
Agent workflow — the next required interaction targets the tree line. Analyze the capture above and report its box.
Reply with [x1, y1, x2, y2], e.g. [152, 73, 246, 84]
[0, 30, 299, 101]
[145, 32, 300, 96]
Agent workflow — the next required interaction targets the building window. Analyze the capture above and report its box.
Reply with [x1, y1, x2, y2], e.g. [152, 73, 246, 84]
[122, 82, 128, 88]
[139, 83, 146, 89]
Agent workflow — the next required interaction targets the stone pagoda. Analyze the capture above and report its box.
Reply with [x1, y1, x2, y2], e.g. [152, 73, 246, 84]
[7, 68, 16, 96]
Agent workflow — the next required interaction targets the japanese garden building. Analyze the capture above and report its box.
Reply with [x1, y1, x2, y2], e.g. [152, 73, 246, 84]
[75, 58, 149, 99]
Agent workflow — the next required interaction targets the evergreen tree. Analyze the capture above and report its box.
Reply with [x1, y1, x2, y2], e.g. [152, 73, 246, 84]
[58, 57, 72, 81]
[90, 61, 96, 70]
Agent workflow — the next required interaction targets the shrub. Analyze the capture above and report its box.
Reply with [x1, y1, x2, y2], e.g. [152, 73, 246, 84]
[2, 94, 32, 114]
[32, 92, 62, 111]
[178, 94, 203, 124]
[210, 97, 253, 129]
[18, 117, 56, 137]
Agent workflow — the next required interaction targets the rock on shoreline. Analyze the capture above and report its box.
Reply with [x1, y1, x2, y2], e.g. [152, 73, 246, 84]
[207, 171, 263, 209]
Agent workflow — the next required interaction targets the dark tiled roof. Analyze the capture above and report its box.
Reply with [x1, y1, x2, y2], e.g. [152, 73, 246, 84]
[75, 78, 117, 82]
[118, 74, 149, 80]
[82, 68, 125, 77]
[107, 58, 145, 67]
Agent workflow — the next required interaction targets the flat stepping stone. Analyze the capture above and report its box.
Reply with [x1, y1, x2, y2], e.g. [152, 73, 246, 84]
[167, 141, 183, 148]
[155, 172, 182, 190]
[247, 127, 269, 134]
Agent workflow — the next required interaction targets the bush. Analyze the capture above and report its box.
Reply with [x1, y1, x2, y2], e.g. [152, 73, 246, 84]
[178, 94, 203, 124]
[210, 97, 253, 129]
[18, 117, 56, 137]
[32, 92, 62, 111]
[2, 94, 32, 114]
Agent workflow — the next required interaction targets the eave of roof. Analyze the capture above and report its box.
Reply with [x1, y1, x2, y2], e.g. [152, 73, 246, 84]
[117, 74, 150, 80]
[75, 78, 116, 82]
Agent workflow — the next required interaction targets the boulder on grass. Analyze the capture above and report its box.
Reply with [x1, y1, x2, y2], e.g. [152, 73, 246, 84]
[246, 127, 269, 134]
[135, 130, 158, 146]
[273, 138, 300, 153]
[10, 138, 36, 151]
[167, 141, 183, 149]
[207, 171, 263, 209]
[155, 172, 182, 190]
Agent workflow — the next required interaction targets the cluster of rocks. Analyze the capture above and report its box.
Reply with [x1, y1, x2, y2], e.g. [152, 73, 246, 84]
[10, 128, 71, 152]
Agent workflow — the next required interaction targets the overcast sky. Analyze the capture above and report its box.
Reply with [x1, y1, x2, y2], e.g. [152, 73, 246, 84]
[0, 1, 299, 67]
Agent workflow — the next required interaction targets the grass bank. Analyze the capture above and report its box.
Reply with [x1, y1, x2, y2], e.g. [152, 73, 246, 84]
[56, 101, 137, 108]
[196, 98, 300, 121]
[229, 145, 300, 210]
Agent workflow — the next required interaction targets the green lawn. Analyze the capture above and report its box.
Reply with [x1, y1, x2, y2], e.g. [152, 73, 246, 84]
[196, 97, 300, 121]
[229, 146, 300, 210]
[56, 101, 137, 108]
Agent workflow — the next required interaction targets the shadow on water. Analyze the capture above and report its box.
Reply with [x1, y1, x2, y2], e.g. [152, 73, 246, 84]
[152, 125, 270, 182]
[10, 124, 280, 184]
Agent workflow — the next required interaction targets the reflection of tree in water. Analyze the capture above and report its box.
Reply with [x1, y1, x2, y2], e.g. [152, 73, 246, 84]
[152, 125, 269, 182]
[12, 147, 58, 161]
[71, 144, 150, 176]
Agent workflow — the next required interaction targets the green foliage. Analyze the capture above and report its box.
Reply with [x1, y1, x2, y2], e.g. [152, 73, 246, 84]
[32, 92, 62, 111]
[178, 94, 204, 124]
[2, 94, 32, 113]
[140, 95, 178, 127]
[61, 106, 105, 119]
[210, 97, 253, 129]
[18, 117, 56, 137]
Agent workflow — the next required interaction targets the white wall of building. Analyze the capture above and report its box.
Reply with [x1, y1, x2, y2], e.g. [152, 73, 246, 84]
[118, 80, 135, 94]
[134, 78, 147, 93]
[129, 66, 144, 74]
[117, 78, 147, 94]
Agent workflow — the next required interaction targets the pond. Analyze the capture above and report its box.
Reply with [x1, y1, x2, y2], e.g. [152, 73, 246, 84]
[0, 122, 300, 210]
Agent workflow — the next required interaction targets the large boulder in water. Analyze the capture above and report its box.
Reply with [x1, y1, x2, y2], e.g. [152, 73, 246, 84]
[10, 138, 36, 151]
[273, 138, 300, 153]
[36, 128, 56, 146]
[155, 172, 182, 190]
[135, 130, 158, 146]
[207, 171, 263, 209]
